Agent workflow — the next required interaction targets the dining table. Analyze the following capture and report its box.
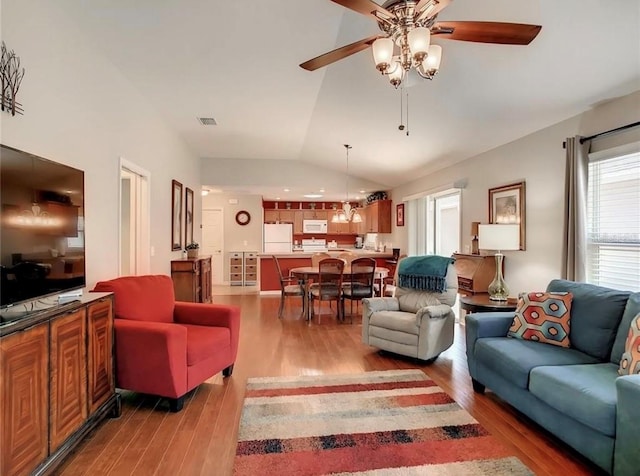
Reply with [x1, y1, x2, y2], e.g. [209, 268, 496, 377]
[290, 266, 390, 321]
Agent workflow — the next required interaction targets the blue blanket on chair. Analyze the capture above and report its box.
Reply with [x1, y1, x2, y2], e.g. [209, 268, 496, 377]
[398, 255, 454, 292]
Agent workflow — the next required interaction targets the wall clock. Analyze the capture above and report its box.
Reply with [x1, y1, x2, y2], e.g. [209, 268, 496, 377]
[235, 210, 251, 226]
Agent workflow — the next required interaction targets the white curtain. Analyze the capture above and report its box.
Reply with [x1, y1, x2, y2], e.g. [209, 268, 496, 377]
[562, 136, 591, 280]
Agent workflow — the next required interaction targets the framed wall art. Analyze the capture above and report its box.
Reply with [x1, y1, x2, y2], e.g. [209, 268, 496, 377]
[171, 179, 183, 251]
[488, 181, 526, 250]
[396, 203, 405, 227]
[185, 187, 194, 246]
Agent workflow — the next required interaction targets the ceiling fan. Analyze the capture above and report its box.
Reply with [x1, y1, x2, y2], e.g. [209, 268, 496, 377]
[300, 0, 542, 87]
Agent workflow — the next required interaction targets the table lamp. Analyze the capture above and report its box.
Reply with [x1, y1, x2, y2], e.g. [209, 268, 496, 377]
[478, 224, 520, 301]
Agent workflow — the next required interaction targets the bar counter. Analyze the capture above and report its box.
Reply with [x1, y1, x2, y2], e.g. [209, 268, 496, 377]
[259, 249, 395, 292]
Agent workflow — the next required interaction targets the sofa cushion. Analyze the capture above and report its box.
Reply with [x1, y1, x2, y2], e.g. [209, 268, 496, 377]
[369, 311, 419, 335]
[611, 292, 640, 364]
[547, 279, 630, 360]
[474, 337, 599, 389]
[180, 324, 230, 366]
[529, 363, 619, 437]
[508, 292, 572, 348]
[619, 313, 640, 375]
[93, 274, 175, 323]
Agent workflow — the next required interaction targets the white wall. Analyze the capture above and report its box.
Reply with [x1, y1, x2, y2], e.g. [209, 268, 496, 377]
[390, 90, 640, 295]
[0, 0, 202, 287]
[202, 193, 263, 281]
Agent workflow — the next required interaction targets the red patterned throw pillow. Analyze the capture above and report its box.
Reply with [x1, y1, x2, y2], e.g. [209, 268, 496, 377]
[619, 313, 640, 375]
[508, 292, 573, 348]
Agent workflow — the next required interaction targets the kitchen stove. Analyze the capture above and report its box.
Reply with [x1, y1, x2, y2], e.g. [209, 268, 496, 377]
[301, 238, 327, 252]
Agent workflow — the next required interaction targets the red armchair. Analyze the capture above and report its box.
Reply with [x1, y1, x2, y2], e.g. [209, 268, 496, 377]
[92, 275, 240, 412]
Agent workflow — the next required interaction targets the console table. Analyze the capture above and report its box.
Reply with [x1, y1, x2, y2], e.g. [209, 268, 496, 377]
[0, 293, 120, 476]
[171, 255, 212, 303]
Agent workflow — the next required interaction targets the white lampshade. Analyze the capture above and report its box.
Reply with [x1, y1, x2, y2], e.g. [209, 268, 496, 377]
[407, 27, 430, 61]
[478, 224, 520, 251]
[424, 44, 442, 73]
[388, 60, 404, 87]
[352, 210, 362, 223]
[372, 38, 394, 71]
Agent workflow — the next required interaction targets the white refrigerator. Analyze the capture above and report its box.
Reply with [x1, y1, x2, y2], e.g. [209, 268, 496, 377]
[264, 223, 293, 253]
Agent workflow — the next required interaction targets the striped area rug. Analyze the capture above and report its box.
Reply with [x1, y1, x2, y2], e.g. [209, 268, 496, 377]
[234, 369, 532, 475]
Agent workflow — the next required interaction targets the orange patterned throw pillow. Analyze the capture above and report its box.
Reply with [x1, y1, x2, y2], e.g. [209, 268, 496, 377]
[619, 313, 640, 375]
[508, 292, 573, 348]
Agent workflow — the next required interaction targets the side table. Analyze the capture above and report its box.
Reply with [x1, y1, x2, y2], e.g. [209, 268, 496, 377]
[460, 293, 518, 313]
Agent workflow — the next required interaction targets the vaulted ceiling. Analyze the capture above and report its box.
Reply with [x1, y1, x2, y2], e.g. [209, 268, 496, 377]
[58, 0, 639, 200]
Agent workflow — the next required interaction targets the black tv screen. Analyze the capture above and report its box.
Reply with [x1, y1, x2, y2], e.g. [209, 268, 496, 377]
[1, 145, 86, 308]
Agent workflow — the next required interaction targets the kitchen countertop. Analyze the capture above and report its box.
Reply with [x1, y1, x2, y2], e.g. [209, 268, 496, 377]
[258, 249, 394, 259]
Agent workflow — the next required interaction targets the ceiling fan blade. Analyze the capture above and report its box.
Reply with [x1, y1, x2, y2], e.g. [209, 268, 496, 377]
[415, 0, 452, 19]
[432, 21, 542, 45]
[300, 35, 380, 71]
[330, 0, 392, 20]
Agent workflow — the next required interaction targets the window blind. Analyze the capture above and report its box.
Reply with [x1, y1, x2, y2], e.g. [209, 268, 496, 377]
[587, 151, 640, 291]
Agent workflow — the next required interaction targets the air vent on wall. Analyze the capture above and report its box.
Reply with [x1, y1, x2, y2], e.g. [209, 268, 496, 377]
[198, 117, 217, 126]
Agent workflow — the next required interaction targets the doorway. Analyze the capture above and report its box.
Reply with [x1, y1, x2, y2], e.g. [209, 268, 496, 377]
[429, 192, 461, 257]
[120, 159, 150, 276]
[202, 208, 224, 284]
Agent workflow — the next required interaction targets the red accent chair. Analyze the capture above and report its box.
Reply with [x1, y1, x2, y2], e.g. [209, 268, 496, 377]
[92, 275, 240, 412]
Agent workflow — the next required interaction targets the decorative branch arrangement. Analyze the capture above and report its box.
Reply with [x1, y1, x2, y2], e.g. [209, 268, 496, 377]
[1, 42, 25, 116]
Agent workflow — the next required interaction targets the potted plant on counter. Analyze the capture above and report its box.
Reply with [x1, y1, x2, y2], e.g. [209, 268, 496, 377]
[185, 242, 199, 259]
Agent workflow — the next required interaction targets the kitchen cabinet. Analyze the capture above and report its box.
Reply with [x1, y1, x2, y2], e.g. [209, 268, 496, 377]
[0, 294, 118, 476]
[171, 256, 212, 303]
[363, 200, 391, 233]
[264, 209, 295, 223]
[302, 210, 327, 220]
[293, 211, 304, 234]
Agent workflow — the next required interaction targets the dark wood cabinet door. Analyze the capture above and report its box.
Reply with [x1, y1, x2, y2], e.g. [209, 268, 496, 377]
[50, 309, 88, 453]
[200, 257, 212, 303]
[1, 324, 49, 476]
[87, 298, 115, 414]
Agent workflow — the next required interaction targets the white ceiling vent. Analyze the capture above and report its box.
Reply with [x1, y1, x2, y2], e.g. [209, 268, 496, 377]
[198, 117, 217, 126]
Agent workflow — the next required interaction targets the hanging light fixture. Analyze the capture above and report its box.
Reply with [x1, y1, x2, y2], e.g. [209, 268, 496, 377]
[331, 144, 362, 224]
[369, 2, 444, 89]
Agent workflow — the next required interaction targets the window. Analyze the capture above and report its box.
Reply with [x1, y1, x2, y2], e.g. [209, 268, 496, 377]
[407, 189, 460, 257]
[587, 150, 640, 291]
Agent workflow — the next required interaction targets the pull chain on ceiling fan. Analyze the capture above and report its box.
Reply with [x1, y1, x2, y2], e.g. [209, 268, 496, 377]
[300, 0, 542, 89]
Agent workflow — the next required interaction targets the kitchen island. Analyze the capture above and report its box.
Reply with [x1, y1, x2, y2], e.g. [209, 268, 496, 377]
[259, 250, 395, 292]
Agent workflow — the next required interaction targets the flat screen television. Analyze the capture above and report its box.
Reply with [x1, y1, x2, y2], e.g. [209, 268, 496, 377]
[1, 144, 86, 308]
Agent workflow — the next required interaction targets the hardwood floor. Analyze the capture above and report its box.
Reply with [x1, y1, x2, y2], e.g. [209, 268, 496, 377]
[55, 294, 604, 476]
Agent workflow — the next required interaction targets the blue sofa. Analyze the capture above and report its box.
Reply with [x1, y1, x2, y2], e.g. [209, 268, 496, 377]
[466, 279, 640, 475]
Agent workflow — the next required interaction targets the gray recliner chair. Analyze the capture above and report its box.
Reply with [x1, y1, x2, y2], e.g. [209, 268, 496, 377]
[362, 262, 458, 362]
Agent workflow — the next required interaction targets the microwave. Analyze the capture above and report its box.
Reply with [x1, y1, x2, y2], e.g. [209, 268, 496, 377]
[303, 219, 328, 234]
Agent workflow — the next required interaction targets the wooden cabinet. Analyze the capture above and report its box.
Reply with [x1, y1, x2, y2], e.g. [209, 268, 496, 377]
[171, 256, 212, 303]
[264, 209, 295, 223]
[1, 323, 49, 476]
[0, 294, 118, 476]
[50, 309, 88, 453]
[302, 210, 327, 220]
[452, 253, 499, 294]
[293, 211, 304, 234]
[87, 299, 115, 414]
[363, 200, 392, 233]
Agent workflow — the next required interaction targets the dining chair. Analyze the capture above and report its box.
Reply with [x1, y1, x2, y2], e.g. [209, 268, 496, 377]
[383, 254, 408, 297]
[341, 257, 376, 323]
[311, 252, 331, 267]
[309, 258, 344, 323]
[273, 255, 305, 318]
[337, 251, 357, 264]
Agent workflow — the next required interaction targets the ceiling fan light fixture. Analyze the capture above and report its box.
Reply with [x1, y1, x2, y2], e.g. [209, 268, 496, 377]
[388, 60, 404, 88]
[407, 26, 430, 64]
[419, 44, 442, 78]
[372, 37, 394, 72]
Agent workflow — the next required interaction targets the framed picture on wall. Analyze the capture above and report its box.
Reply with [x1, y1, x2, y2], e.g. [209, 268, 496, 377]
[489, 181, 526, 250]
[171, 180, 183, 251]
[185, 187, 194, 246]
[396, 203, 405, 227]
